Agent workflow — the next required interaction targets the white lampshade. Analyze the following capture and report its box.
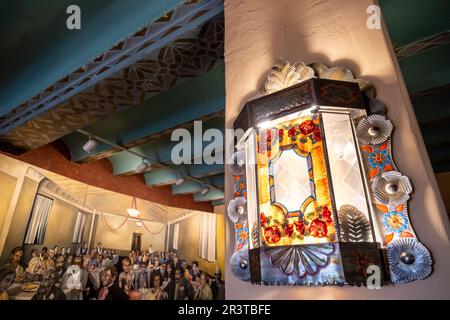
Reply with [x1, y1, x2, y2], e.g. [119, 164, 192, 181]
[127, 208, 140, 217]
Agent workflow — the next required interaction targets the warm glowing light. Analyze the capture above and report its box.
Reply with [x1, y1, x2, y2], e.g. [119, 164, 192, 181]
[127, 208, 140, 217]
[136, 221, 143, 227]
[257, 120, 272, 129]
[127, 197, 140, 217]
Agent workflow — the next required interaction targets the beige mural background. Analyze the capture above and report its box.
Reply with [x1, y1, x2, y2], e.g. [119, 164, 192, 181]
[94, 214, 166, 255]
[174, 211, 226, 278]
[224, 0, 450, 299]
[0, 154, 225, 276]
[0, 172, 17, 237]
[0, 154, 225, 275]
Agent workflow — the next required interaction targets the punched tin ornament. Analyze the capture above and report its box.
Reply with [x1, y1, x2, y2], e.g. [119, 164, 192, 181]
[229, 59, 433, 287]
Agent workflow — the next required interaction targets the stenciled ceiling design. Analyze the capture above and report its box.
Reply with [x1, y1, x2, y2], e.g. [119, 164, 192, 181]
[0, 0, 225, 207]
[0, 0, 223, 151]
[74, 110, 224, 164]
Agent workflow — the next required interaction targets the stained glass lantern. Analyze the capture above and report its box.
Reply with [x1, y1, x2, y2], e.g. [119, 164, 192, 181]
[228, 59, 433, 286]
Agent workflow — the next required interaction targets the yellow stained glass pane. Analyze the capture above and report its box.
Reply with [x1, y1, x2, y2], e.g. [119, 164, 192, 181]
[257, 115, 336, 247]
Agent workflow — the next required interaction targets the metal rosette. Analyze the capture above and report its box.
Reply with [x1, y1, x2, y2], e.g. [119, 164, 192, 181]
[357, 109, 434, 283]
[371, 171, 412, 207]
[228, 150, 250, 281]
[227, 196, 247, 224]
[356, 114, 393, 145]
[230, 248, 251, 281]
[387, 238, 432, 284]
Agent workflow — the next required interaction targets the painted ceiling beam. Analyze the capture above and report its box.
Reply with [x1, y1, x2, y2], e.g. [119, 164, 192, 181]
[108, 144, 224, 176]
[105, 117, 224, 175]
[144, 168, 180, 187]
[64, 67, 225, 163]
[200, 174, 225, 189]
[171, 180, 203, 195]
[188, 163, 224, 179]
[144, 169, 224, 189]
[108, 150, 157, 176]
[0, 0, 184, 118]
[211, 199, 225, 206]
[193, 188, 224, 202]
[171, 178, 224, 199]
[399, 44, 450, 94]
[395, 30, 450, 60]
[0, 0, 223, 133]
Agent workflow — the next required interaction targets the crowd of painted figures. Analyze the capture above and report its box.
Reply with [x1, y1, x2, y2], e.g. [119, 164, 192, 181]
[0, 243, 225, 300]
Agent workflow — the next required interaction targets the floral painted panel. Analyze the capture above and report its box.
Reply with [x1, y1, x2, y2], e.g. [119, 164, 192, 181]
[257, 116, 336, 246]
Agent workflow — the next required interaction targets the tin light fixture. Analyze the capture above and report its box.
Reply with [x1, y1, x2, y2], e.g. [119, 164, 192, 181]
[228, 59, 433, 286]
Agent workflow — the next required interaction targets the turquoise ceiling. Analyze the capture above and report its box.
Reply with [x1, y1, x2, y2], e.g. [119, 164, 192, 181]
[0, 0, 183, 116]
[380, 0, 450, 47]
[0, 0, 225, 205]
[380, 0, 450, 173]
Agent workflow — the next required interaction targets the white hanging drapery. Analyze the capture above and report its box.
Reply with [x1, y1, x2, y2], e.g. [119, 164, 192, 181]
[72, 211, 88, 244]
[172, 223, 180, 250]
[24, 194, 53, 244]
[199, 212, 216, 262]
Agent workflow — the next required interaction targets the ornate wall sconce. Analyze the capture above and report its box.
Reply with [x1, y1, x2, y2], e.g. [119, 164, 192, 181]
[228, 59, 433, 286]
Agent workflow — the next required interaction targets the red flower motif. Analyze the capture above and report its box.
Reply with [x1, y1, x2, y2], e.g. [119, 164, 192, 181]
[312, 130, 322, 142]
[284, 223, 294, 238]
[309, 219, 328, 238]
[278, 129, 284, 138]
[294, 220, 306, 235]
[260, 212, 267, 227]
[266, 129, 272, 144]
[264, 226, 281, 244]
[288, 127, 298, 137]
[322, 206, 333, 224]
[299, 120, 317, 135]
[322, 206, 331, 217]
[323, 216, 333, 224]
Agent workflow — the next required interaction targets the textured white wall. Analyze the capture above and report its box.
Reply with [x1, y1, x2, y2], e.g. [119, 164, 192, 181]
[224, 0, 450, 299]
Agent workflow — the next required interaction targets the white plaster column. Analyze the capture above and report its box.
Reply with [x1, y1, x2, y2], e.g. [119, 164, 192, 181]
[224, 0, 450, 299]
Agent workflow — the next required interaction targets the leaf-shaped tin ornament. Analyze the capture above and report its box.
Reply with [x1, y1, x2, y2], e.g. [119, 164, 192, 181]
[338, 205, 372, 242]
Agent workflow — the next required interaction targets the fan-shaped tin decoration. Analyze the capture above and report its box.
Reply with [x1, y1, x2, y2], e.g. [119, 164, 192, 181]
[230, 249, 251, 280]
[387, 238, 432, 284]
[310, 62, 373, 97]
[227, 196, 247, 224]
[338, 205, 372, 242]
[264, 58, 314, 95]
[356, 114, 393, 145]
[265, 244, 335, 278]
[371, 171, 412, 206]
[229, 150, 245, 176]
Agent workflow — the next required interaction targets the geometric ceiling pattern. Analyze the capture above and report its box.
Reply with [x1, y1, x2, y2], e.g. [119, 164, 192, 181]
[0, 0, 224, 151]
